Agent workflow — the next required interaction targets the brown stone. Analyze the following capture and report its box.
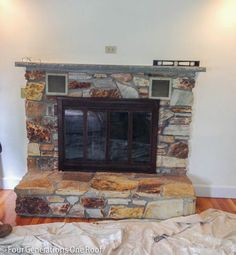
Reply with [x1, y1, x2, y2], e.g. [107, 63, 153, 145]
[40, 144, 54, 151]
[24, 82, 45, 101]
[26, 121, 51, 143]
[36, 157, 57, 171]
[16, 197, 50, 215]
[25, 71, 45, 81]
[162, 183, 195, 197]
[26, 101, 45, 117]
[49, 203, 70, 216]
[56, 180, 89, 195]
[89, 88, 121, 98]
[81, 197, 105, 208]
[174, 78, 195, 90]
[91, 174, 138, 191]
[63, 172, 95, 182]
[170, 106, 192, 113]
[169, 142, 189, 159]
[137, 179, 163, 194]
[68, 81, 91, 89]
[109, 206, 144, 219]
[111, 73, 132, 83]
[41, 151, 54, 157]
[27, 157, 37, 171]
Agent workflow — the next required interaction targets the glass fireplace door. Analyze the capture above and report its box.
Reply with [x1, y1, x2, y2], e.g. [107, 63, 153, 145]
[58, 98, 159, 173]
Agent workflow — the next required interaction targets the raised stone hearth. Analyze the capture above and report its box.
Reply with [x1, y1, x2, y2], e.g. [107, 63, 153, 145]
[14, 62, 205, 219]
[15, 171, 195, 219]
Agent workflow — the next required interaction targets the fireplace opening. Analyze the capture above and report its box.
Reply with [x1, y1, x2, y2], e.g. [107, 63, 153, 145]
[58, 97, 159, 173]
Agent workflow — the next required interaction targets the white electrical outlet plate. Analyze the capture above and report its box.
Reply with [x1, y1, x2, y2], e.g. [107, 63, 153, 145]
[105, 46, 117, 54]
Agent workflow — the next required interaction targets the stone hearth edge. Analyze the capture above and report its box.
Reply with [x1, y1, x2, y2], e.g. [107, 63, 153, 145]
[15, 171, 195, 219]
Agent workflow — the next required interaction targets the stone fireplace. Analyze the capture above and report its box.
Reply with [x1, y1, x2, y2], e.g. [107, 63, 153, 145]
[14, 62, 205, 219]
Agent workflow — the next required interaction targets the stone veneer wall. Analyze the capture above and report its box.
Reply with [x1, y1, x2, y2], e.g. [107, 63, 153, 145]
[23, 68, 196, 175]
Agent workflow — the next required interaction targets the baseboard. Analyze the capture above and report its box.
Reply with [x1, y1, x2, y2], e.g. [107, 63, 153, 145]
[194, 184, 236, 198]
[0, 177, 21, 189]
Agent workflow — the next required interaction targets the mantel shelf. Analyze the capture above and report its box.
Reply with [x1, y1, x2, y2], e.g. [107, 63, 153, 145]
[15, 61, 206, 75]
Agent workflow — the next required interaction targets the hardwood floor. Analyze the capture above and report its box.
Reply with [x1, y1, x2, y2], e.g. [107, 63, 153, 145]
[0, 190, 235, 226]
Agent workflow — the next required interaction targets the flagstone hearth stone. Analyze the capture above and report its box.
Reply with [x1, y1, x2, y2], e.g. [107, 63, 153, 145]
[162, 183, 194, 197]
[109, 206, 144, 219]
[55, 180, 89, 195]
[91, 174, 139, 191]
[144, 199, 184, 219]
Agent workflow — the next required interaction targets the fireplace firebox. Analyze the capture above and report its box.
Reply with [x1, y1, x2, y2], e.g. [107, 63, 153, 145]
[58, 97, 159, 173]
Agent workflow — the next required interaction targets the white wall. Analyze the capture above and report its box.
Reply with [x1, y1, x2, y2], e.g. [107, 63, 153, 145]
[0, 0, 235, 197]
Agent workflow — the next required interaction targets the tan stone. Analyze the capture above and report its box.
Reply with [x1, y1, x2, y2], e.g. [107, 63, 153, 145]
[109, 206, 144, 219]
[99, 190, 131, 198]
[159, 135, 175, 144]
[28, 143, 40, 156]
[111, 73, 132, 83]
[69, 204, 85, 217]
[26, 101, 46, 117]
[25, 82, 45, 101]
[15, 177, 54, 195]
[144, 199, 184, 219]
[56, 180, 89, 195]
[91, 174, 138, 191]
[47, 196, 65, 203]
[162, 183, 195, 197]
[156, 156, 187, 168]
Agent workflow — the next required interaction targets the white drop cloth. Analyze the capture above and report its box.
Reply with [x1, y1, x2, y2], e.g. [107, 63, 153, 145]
[0, 209, 236, 255]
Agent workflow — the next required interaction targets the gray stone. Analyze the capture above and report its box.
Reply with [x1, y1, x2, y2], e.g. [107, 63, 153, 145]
[86, 208, 104, 218]
[69, 73, 92, 80]
[133, 76, 149, 87]
[67, 196, 79, 205]
[107, 199, 131, 205]
[93, 73, 107, 78]
[69, 204, 85, 217]
[94, 78, 116, 89]
[82, 89, 91, 97]
[144, 199, 184, 219]
[163, 125, 190, 136]
[156, 156, 187, 168]
[159, 108, 174, 122]
[170, 89, 193, 106]
[116, 82, 139, 98]
[132, 199, 147, 206]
